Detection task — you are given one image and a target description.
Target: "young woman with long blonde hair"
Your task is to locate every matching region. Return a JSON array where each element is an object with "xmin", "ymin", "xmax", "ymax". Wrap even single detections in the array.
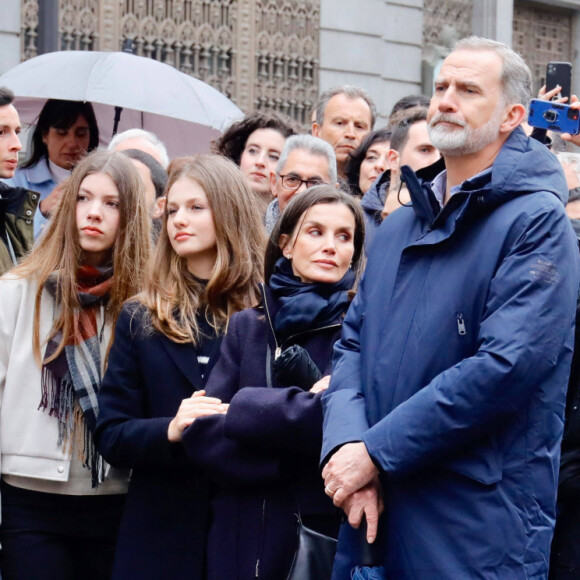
[
  {"xmin": 0, "ymin": 150, "xmax": 151, "ymax": 579},
  {"xmin": 95, "ymin": 154, "xmax": 265, "ymax": 578}
]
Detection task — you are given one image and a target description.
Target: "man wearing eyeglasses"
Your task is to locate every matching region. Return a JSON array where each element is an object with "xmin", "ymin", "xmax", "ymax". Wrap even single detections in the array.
[{"xmin": 264, "ymin": 134, "xmax": 338, "ymax": 232}]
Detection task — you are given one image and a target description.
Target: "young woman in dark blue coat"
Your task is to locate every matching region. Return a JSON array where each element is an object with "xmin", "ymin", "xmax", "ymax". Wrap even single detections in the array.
[
  {"xmin": 183, "ymin": 185, "xmax": 365, "ymax": 580},
  {"xmin": 94, "ymin": 155, "xmax": 265, "ymax": 579}
]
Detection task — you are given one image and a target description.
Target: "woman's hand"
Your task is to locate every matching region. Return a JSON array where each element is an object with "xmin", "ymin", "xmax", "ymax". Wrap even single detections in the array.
[
  {"xmin": 538, "ymin": 84, "xmax": 569, "ymax": 104},
  {"xmin": 310, "ymin": 375, "xmax": 330, "ymax": 393},
  {"xmin": 39, "ymin": 181, "xmax": 67, "ymax": 218},
  {"xmin": 167, "ymin": 390, "xmax": 227, "ymax": 442}
]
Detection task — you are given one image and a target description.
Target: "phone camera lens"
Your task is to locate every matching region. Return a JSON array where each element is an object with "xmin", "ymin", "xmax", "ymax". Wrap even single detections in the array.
[{"xmin": 568, "ymin": 108, "xmax": 579, "ymax": 121}]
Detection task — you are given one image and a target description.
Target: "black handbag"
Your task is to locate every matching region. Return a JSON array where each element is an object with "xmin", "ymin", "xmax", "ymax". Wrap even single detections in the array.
[{"xmin": 287, "ymin": 514, "xmax": 337, "ymax": 580}]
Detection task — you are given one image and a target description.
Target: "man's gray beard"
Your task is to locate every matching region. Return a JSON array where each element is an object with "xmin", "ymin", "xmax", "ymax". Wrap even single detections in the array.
[{"xmin": 428, "ymin": 107, "xmax": 504, "ymax": 156}]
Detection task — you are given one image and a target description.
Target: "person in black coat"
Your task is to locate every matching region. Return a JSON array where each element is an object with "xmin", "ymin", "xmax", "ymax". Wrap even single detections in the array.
[
  {"xmin": 183, "ymin": 185, "xmax": 366, "ymax": 580},
  {"xmin": 94, "ymin": 155, "xmax": 265, "ymax": 579},
  {"xmin": 548, "ymin": 160, "xmax": 580, "ymax": 580}
]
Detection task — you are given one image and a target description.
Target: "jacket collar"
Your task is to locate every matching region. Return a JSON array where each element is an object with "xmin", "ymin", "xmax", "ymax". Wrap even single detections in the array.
[
  {"xmin": 361, "ymin": 170, "xmax": 391, "ymax": 213},
  {"xmin": 259, "ymin": 283, "xmax": 281, "ymax": 350},
  {"xmin": 401, "ymin": 126, "xmax": 568, "ymax": 229},
  {"xmin": 26, "ymin": 157, "xmax": 56, "ymax": 186},
  {"xmin": 158, "ymin": 334, "xmax": 205, "ymax": 390}
]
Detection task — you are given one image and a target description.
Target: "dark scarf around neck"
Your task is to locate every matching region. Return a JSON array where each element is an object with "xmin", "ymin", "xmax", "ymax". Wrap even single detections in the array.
[
  {"xmin": 39, "ymin": 265, "xmax": 113, "ymax": 487},
  {"xmin": 268, "ymin": 257, "xmax": 354, "ymax": 342}
]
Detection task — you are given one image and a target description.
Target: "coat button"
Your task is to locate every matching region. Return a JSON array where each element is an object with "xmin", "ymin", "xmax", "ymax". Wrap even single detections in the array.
[
  {"xmin": 57, "ymin": 466, "xmax": 64, "ymax": 473},
  {"xmin": 31, "ymin": 194, "xmax": 38, "ymax": 200},
  {"xmin": 25, "ymin": 210, "xmax": 32, "ymax": 216},
  {"xmin": 26, "ymin": 220, "xmax": 32, "ymax": 225}
]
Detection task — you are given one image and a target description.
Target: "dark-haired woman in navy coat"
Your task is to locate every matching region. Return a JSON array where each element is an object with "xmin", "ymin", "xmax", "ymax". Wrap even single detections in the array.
[{"xmin": 183, "ymin": 186, "xmax": 366, "ymax": 579}]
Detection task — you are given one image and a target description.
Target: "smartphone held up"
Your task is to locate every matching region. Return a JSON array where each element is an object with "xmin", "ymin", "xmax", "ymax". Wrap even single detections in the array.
[
  {"xmin": 528, "ymin": 61, "xmax": 578, "ymax": 135},
  {"xmin": 546, "ymin": 62, "xmax": 572, "ymax": 101},
  {"xmin": 528, "ymin": 99, "xmax": 580, "ymax": 135}
]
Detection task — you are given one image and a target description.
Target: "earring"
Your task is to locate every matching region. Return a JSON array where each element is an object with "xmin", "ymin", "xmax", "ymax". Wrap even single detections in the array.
[{"xmin": 285, "ymin": 253, "xmax": 292, "ymax": 259}]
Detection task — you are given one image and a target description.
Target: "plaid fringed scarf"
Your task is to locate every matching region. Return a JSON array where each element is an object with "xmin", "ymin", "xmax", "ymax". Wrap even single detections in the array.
[{"xmin": 39, "ymin": 265, "xmax": 113, "ymax": 488}]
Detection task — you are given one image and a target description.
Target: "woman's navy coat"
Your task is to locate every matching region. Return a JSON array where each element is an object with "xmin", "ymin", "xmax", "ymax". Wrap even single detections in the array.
[
  {"xmin": 95, "ymin": 304, "xmax": 215, "ymax": 579},
  {"xmin": 322, "ymin": 128, "xmax": 580, "ymax": 579},
  {"xmin": 183, "ymin": 286, "xmax": 342, "ymax": 580}
]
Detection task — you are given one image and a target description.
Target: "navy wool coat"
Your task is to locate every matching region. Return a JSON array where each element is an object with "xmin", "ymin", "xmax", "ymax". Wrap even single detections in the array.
[
  {"xmin": 322, "ymin": 128, "xmax": 580, "ymax": 579},
  {"xmin": 183, "ymin": 285, "xmax": 343, "ymax": 580},
  {"xmin": 95, "ymin": 303, "xmax": 219, "ymax": 579}
]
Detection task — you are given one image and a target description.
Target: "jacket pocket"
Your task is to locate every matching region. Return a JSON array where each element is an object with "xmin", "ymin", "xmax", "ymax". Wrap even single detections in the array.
[{"xmin": 442, "ymin": 434, "xmax": 504, "ymax": 485}]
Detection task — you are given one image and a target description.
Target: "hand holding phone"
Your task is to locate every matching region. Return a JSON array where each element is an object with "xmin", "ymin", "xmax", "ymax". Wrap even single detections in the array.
[
  {"xmin": 528, "ymin": 99, "xmax": 580, "ymax": 135},
  {"xmin": 546, "ymin": 62, "xmax": 572, "ymax": 101}
]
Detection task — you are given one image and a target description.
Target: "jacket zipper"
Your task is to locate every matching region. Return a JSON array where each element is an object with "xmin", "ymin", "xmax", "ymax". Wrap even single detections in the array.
[
  {"xmin": 255, "ymin": 498, "xmax": 267, "ymax": 578},
  {"xmin": 457, "ymin": 313, "xmax": 466, "ymax": 335},
  {"xmin": 260, "ymin": 283, "xmax": 281, "ymax": 359}
]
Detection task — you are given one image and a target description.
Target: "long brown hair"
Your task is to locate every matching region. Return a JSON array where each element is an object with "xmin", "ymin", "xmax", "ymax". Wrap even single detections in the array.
[
  {"xmin": 13, "ymin": 150, "xmax": 151, "ymax": 365},
  {"xmin": 139, "ymin": 154, "xmax": 265, "ymax": 343}
]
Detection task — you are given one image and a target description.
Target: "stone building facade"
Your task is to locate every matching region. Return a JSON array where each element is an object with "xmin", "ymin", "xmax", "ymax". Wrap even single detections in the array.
[{"xmin": 2, "ymin": 0, "xmax": 580, "ymax": 125}]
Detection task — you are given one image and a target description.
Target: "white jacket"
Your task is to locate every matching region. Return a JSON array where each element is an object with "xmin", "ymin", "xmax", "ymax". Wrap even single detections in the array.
[{"xmin": 0, "ymin": 274, "xmax": 125, "ymax": 488}]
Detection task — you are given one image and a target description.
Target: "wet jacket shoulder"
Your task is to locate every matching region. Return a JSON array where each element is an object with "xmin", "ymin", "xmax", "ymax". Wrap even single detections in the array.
[{"xmin": 0, "ymin": 182, "xmax": 39, "ymax": 275}]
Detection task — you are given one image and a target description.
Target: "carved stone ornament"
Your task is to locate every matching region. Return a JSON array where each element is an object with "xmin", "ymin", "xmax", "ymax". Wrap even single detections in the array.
[
  {"xmin": 513, "ymin": 1, "xmax": 573, "ymax": 93},
  {"xmin": 423, "ymin": 0, "xmax": 473, "ymax": 49},
  {"xmin": 20, "ymin": 0, "xmax": 320, "ymax": 122}
]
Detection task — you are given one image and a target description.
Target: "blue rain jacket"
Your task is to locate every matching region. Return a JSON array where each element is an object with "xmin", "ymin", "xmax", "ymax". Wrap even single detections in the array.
[{"xmin": 322, "ymin": 127, "xmax": 580, "ymax": 579}]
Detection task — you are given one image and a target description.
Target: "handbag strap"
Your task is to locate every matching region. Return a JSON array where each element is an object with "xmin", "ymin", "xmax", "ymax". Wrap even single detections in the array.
[{"xmin": 266, "ymin": 343, "xmax": 273, "ymax": 389}]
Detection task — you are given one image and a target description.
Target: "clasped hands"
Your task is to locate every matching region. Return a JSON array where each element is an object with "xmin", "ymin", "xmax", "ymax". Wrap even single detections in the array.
[
  {"xmin": 167, "ymin": 390, "xmax": 228, "ymax": 442},
  {"xmin": 322, "ymin": 441, "xmax": 383, "ymax": 543}
]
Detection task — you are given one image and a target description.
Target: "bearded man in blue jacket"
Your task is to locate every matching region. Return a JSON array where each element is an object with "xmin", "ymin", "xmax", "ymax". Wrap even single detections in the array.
[{"xmin": 321, "ymin": 36, "xmax": 580, "ymax": 579}]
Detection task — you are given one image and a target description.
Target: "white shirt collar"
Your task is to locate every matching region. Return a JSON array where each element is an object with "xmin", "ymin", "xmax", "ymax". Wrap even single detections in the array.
[{"xmin": 48, "ymin": 158, "xmax": 72, "ymax": 184}]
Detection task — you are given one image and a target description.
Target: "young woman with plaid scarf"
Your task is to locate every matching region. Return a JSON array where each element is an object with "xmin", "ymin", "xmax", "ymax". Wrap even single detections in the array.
[{"xmin": 0, "ymin": 150, "xmax": 151, "ymax": 579}]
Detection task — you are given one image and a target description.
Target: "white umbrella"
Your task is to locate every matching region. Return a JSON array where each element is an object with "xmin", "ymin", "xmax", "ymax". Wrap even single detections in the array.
[{"xmin": 0, "ymin": 50, "xmax": 243, "ymax": 158}]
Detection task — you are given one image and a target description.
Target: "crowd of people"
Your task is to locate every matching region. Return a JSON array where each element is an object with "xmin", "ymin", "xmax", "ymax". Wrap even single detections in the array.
[{"xmin": 0, "ymin": 35, "xmax": 580, "ymax": 579}]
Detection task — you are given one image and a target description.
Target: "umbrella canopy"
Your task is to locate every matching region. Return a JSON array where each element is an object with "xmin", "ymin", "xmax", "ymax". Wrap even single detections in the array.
[{"xmin": 0, "ymin": 51, "xmax": 243, "ymax": 158}]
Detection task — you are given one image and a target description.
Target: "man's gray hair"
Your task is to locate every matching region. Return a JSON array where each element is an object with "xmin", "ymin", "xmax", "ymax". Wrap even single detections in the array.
[
  {"xmin": 315, "ymin": 85, "xmax": 376, "ymax": 129},
  {"xmin": 452, "ymin": 36, "xmax": 533, "ymax": 109},
  {"xmin": 108, "ymin": 128, "xmax": 169, "ymax": 169},
  {"xmin": 276, "ymin": 134, "xmax": 338, "ymax": 183}
]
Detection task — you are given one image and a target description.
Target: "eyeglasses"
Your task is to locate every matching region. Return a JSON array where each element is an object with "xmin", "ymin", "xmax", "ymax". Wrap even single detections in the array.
[{"xmin": 278, "ymin": 174, "xmax": 328, "ymax": 191}]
